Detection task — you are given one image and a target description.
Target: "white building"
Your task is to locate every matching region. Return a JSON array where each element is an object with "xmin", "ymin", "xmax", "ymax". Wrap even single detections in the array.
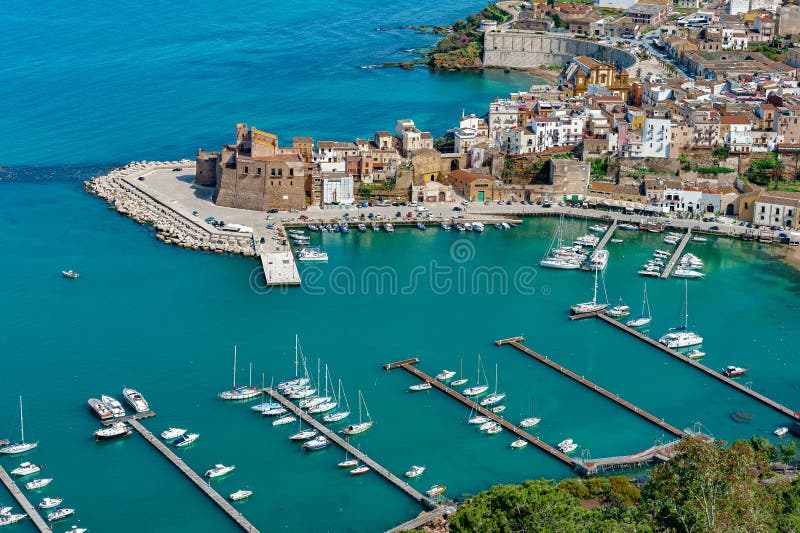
[
  {"xmin": 529, "ymin": 116, "xmax": 560, "ymax": 152},
  {"xmin": 642, "ymin": 84, "xmax": 674, "ymax": 107},
  {"xmin": 594, "ymin": 0, "xmax": 637, "ymax": 9},
  {"xmin": 729, "ymin": 0, "xmax": 749, "ymax": 15},
  {"xmin": 322, "ymin": 174, "xmax": 355, "ymax": 205},
  {"xmin": 721, "ymin": 115, "xmax": 752, "ymax": 154},
  {"xmin": 641, "ymin": 118, "xmax": 671, "ymax": 158},
  {"xmin": 661, "ymin": 187, "xmax": 703, "ymax": 212},
  {"xmin": 721, "ymin": 28, "xmax": 748, "ymax": 50},
  {"xmin": 488, "ymin": 99, "xmax": 520, "ymax": 140},
  {"xmin": 499, "ymin": 126, "xmax": 536, "ymax": 155},
  {"xmin": 556, "ymin": 115, "xmax": 585, "ymax": 146}
]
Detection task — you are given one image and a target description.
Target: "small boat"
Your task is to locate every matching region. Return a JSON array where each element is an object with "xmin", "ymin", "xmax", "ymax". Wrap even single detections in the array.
[
  {"xmin": 100, "ymin": 395, "xmax": 126, "ymax": 418},
  {"xmin": 272, "ymin": 415, "xmax": 296, "ymax": 426},
  {"xmin": 384, "ymin": 223, "xmax": 395, "ymax": 233},
  {"xmin": 425, "ymin": 485, "xmax": 446, "ymax": 497},
  {"xmin": 11, "ymin": 462, "xmax": 41, "ymax": 476},
  {"xmin": 659, "ymin": 281, "xmax": 703, "ymax": 349},
  {"xmin": 673, "ymin": 268, "xmax": 705, "ymax": 279},
  {"xmin": 510, "ymin": 439, "xmax": 528, "ymax": 449},
  {"xmin": 357, "ymin": 223, "xmax": 367, "ymax": 233},
  {"xmin": 520, "ymin": 417, "xmax": 540, "ymax": 428},
  {"xmin": 440, "ymin": 222, "xmax": 451, "ymax": 231},
  {"xmin": 298, "ymin": 396, "xmax": 330, "ymax": 409},
  {"xmin": 62, "ymin": 270, "xmax": 79, "ymax": 279},
  {"xmin": 494, "ymin": 222, "xmax": 502, "ymax": 230},
  {"xmin": 409, "ymin": 382, "xmax": 431, "ymax": 392},
  {"xmin": 405, "ymin": 465, "xmax": 425, "ymax": 478},
  {"xmin": 589, "ymin": 224, "xmax": 608, "ymax": 232},
  {"xmin": 172, "ymin": 433, "xmax": 199, "ymax": 447},
  {"xmin": 289, "ymin": 429, "xmax": 318, "ymax": 441},
  {"xmin": 605, "ymin": 299, "xmax": 630, "ymax": 318},
  {"xmin": 686, "ymin": 349, "xmax": 705, "ymax": 360},
  {"xmin": 501, "ymin": 222, "xmax": 511, "ymax": 230},
  {"xmin": 570, "ymin": 268, "xmax": 608, "ymax": 315},
  {"xmin": 94, "ymin": 422, "xmax": 131, "ymax": 441},
  {"xmin": 486, "ymin": 425, "xmax": 502, "ymax": 435},
  {"xmin": 218, "ymin": 348, "xmax": 260, "ymax": 401},
  {"xmin": 87, "ymin": 398, "xmax": 113, "ymax": 421},
  {"xmin": 47, "ymin": 508, "xmax": 75, "ymax": 522},
  {"xmin": 350, "ymin": 465, "xmax": 370, "ymax": 475},
  {"xmin": 122, "ymin": 389, "xmax": 150, "ymax": 413},
  {"xmin": 297, "ymin": 247, "xmax": 329, "ymax": 261},
  {"xmin": 338, "ymin": 459, "xmax": 359, "ymax": 469},
  {"xmin": 0, "ymin": 514, "xmax": 26, "ymax": 526},
  {"xmin": 610, "ymin": 238, "xmax": 624, "ymax": 243},
  {"xmin": 463, "ymin": 384, "xmax": 489, "ymax": 396},
  {"xmin": 450, "ymin": 359, "xmax": 468, "ymax": 387},
  {"xmin": 64, "ymin": 527, "xmax": 88, "ymax": 533},
  {"xmin": 39, "ymin": 497, "xmax": 63, "ymax": 510},
  {"xmin": 340, "ymin": 390, "xmax": 373, "ymax": 435},
  {"xmin": 626, "ymin": 283, "xmax": 652, "ymax": 328},
  {"xmin": 261, "ymin": 406, "xmax": 288, "ymax": 417},
  {"xmin": 638, "ymin": 268, "xmax": 661, "ymax": 277},
  {"xmin": 491, "ymin": 405, "xmax": 506, "ymax": 414},
  {"xmin": 302, "ymin": 436, "xmax": 330, "ymax": 451},
  {"xmin": 205, "ymin": 464, "xmax": 235, "ymax": 478},
  {"xmin": 230, "ymin": 489, "xmax": 252, "ymax": 502},
  {"xmin": 307, "ymin": 224, "xmax": 319, "ymax": 232},
  {"xmin": 691, "ymin": 236, "xmax": 708, "ymax": 243},
  {"xmin": 722, "ymin": 366, "xmax": 748, "ymax": 377},
  {"xmin": 472, "ymin": 222, "xmax": 485, "ymax": 232},
  {"xmin": 479, "ymin": 364, "xmax": 505, "ymax": 407},
  {"xmin": 468, "ymin": 415, "xmax": 490, "ymax": 425},
  {"xmin": 561, "ymin": 442, "xmax": 578, "ymax": 453},
  {"xmin": 618, "ymin": 223, "xmax": 638, "ymax": 231},
  {"xmin": 0, "ymin": 507, "xmax": 11, "ymax": 515},
  {"xmin": 416, "ymin": 222, "xmax": 426, "ymax": 230},
  {"xmin": 25, "ymin": 478, "xmax": 52, "ymax": 490},
  {"xmin": 0, "ymin": 396, "xmax": 38, "ymax": 455},
  {"xmin": 479, "ymin": 421, "xmax": 499, "ymax": 432},
  {"xmin": 455, "ymin": 223, "xmax": 465, "ymax": 232},
  {"xmin": 250, "ymin": 401, "xmax": 282, "ymax": 413},
  {"xmin": 161, "ymin": 427, "xmax": 186, "ymax": 440},
  {"xmin": 775, "ymin": 427, "xmax": 789, "ymax": 437},
  {"xmin": 308, "ymin": 401, "xmax": 337, "ymax": 414},
  {"xmin": 435, "ymin": 370, "xmax": 455, "ymax": 381},
  {"xmin": 557, "ymin": 438, "xmax": 573, "ymax": 449},
  {"xmin": 464, "ymin": 222, "xmax": 473, "ymax": 231}
]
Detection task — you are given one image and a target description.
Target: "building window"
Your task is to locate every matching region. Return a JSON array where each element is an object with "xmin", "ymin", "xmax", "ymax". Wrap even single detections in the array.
[
  {"xmin": 257, "ymin": 168, "xmax": 261, "ymax": 175},
  {"xmin": 271, "ymin": 168, "xmax": 276, "ymax": 176},
  {"xmin": 244, "ymin": 166, "xmax": 248, "ymax": 174},
  {"xmin": 278, "ymin": 168, "xmax": 283, "ymax": 176}
]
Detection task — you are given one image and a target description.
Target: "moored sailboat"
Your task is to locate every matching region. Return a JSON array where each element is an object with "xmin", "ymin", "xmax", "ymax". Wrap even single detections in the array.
[
  {"xmin": 0, "ymin": 396, "xmax": 38, "ymax": 455},
  {"xmin": 218, "ymin": 346, "xmax": 259, "ymax": 401},
  {"xmin": 341, "ymin": 390, "xmax": 373, "ymax": 435},
  {"xmin": 626, "ymin": 283, "xmax": 653, "ymax": 328}
]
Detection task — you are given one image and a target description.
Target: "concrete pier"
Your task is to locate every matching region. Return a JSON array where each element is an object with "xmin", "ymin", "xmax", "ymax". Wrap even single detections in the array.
[
  {"xmin": 385, "ymin": 507, "xmax": 451, "ymax": 533},
  {"xmin": 661, "ymin": 230, "xmax": 692, "ymax": 279},
  {"xmin": 127, "ymin": 419, "xmax": 259, "ymax": 532},
  {"xmin": 0, "ymin": 466, "xmax": 51, "ymax": 532},
  {"xmin": 101, "ymin": 410, "xmax": 156, "ymax": 426},
  {"xmin": 594, "ymin": 219, "xmax": 618, "ymax": 251},
  {"xmin": 262, "ymin": 388, "xmax": 436, "ymax": 508}
]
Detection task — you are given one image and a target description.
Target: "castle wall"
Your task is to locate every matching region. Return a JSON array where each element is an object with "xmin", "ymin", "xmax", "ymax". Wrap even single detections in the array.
[{"xmin": 483, "ymin": 32, "xmax": 637, "ymax": 70}]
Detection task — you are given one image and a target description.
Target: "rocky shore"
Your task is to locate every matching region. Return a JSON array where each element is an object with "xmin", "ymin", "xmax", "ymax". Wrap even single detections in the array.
[{"xmin": 85, "ymin": 161, "xmax": 257, "ymax": 257}]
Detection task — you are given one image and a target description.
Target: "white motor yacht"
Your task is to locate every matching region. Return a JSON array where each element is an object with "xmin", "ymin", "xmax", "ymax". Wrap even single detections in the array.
[
  {"xmin": 122, "ymin": 388, "xmax": 149, "ymax": 413},
  {"xmin": 659, "ymin": 330, "xmax": 703, "ymax": 349},
  {"xmin": 775, "ymin": 427, "xmax": 789, "ymax": 437},
  {"xmin": 46, "ymin": 508, "xmax": 75, "ymax": 522},
  {"xmin": 296, "ymin": 247, "xmax": 329, "ymax": 261},
  {"xmin": 24, "ymin": 478, "xmax": 52, "ymax": 490},
  {"xmin": 205, "ymin": 464, "xmax": 235, "ymax": 478},
  {"xmin": 405, "ymin": 465, "xmax": 426, "ymax": 478},
  {"xmin": 0, "ymin": 514, "xmax": 26, "ymax": 526},
  {"xmin": 161, "ymin": 428, "xmax": 186, "ymax": 440},
  {"xmin": 101, "ymin": 395, "xmax": 126, "ymax": 418},
  {"xmin": 39, "ymin": 497, "xmax": 63, "ymax": 510},
  {"xmin": 11, "ymin": 462, "xmax": 41, "ymax": 476},
  {"xmin": 519, "ymin": 417, "xmax": 541, "ymax": 428},
  {"xmin": 230, "ymin": 489, "xmax": 252, "ymax": 502},
  {"xmin": 510, "ymin": 439, "xmax": 528, "ymax": 449},
  {"xmin": 94, "ymin": 422, "xmax": 131, "ymax": 441}
]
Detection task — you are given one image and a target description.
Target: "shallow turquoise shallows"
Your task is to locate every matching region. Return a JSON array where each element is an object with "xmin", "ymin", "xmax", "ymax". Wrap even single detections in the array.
[{"xmin": 1, "ymin": 173, "xmax": 799, "ymax": 532}]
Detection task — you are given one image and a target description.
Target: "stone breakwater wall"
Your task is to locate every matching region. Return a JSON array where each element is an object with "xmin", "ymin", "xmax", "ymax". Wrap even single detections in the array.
[
  {"xmin": 85, "ymin": 161, "xmax": 257, "ymax": 257},
  {"xmin": 483, "ymin": 31, "xmax": 637, "ymax": 70}
]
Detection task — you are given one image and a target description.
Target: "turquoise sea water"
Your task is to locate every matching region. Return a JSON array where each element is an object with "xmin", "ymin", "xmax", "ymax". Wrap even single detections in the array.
[
  {"xmin": 1, "ymin": 174, "xmax": 800, "ymax": 532},
  {"xmin": 2, "ymin": 1, "xmax": 800, "ymax": 531}
]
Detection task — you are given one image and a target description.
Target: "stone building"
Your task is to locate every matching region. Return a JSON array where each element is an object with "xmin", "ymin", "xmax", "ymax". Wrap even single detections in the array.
[
  {"xmin": 561, "ymin": 57, "xmax": 632, "ymax": 100},
  {"xmin": 448, "ymin": 170, "xmax": 503, "ymax": 202}
]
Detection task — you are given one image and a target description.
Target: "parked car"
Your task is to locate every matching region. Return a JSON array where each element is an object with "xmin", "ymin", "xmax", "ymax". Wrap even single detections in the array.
[
  {"xmin": 299, "ymin": 215, "xmax": 308, "ymax": 220},
  {"xmin": 453, "ymin": 206, "xmax": 462, "ymax": 211},
  {"xmin": 268, "ymin": 208, "xmax": 279, "ymax": 213},
  {"xmin": 407, "ymin": 212, "xmax": 413, "ymax": 218},
  {"xmin": 709, "ymin": 225, "xmax": 720, "ymax": 230},
  {"xmin": 289, "ymin": 208, "xmax": 298, "ymax": 213}
]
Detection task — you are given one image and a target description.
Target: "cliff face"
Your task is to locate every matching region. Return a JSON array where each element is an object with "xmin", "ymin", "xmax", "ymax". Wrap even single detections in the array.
[{"xmin": 429, "ymin": 42, "xmax": 483, "ymax": 70}]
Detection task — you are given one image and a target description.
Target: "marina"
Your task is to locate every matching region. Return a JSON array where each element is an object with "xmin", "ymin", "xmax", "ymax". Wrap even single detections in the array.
[
  {"xmin": 592, "ymin": 219, "xmax": 618, "ymax": 253},
  {"xmin": 0, "ymin": 465, "xmax": 51, "ymax": 532},
  {"xmin": 660, "ymin": 230, "xmax": 693, "ymax": 279},
  {"xmin": 261, "ymin": 387, "xmax": 437, "ymax": 509},
  {"xmin": 126, "ymin": 419, "xmax": 259, "ymax": 532},
  {"xmin": 494, "ymin": 337, "xmax": 684, "ymax": 438}
]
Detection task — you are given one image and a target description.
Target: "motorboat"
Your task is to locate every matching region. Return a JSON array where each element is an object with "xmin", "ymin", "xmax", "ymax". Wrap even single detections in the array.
[
  {"xmin": 589, "ymin": 224, "xmax": 608, "ymax": 232},
  {"xmin": 94, "ymin": 422, "xmax": 131, "ymax": 441},
  {"xmin": 272, "ymin": 415, "xmax": 296, "ymax": 426},
  {"xmin": 722, "ymin": 366, "xmax": 748, "ymax": 377},
  {"xmin": 605, "ymin": 300, "xmax": 630, "ymax": 318},
  {"xmin": 587, "ymin": 249, "xmax": 609, "ymax": 271},
  {"xmin": 161, "ymin": 428, "xmax": 186, "ymax": 440},
  {"xmin": 425, "ymin": 485, "xmax": 446, "ymax": 497},
  {"xmin": 409, "ymin": 382, "xmax": 432, "ymax": 392},
  {"xmin": 62, "ymin": 270, "xmax": 79, "ymax": 279},
  {"xmin": 384, "ymin": 223, "xmax": 395, "ymax": 233},
  {"xmin": 172, "ymin": 433, "xmax": 199, "ymax": 447},
  {"xmin": 416, "ymin": 222, "xmax": 426, "ymax": 230},
  {"xmin": 357, "ymin": 223, "xmax": 367, "ymax": 233},
  {"xmin": 64, "ymin": 527, "xmax": 88, "ymax": 533},
  {"xmin": 307, "ymin": 224, "xmax": 319, "ymax": 232},
  {"xmin": 0, "ymin": 514, "xmax": 26, "ymax": 526},
  {"xmin": 491, "ymin": 405, "xmax": 506, "ymax": 413},
  {"xmin": 46, "ymin": 508, "xmax": 75, "ymax": 522},
  {"xmin": 350, "ymin": 465, "xmax": 370, "ymax": 475},
  {"xmin": 557, "ymin": 439, "xmax": 573, "ymax": 449},
  {"xmin": 520, "ymin": 417, "xmax": 540, "ymax": 428},
  {"xmin": 691, "ymin": 236, "xmax": 708, "ymax": 243},
  {"xmin": 494, "ymin": 222, "xmax": 502, "ymax": 230},
  {"xmin": 479, "ymin": 421, "xmax": 499, "ymax": 432},
  {"xmin": 435, "ymin": 370, "xmax": 456, "ymax": 381},
  {"xmin": 454, "ymin": 223, "xmax": 465, "ymax": 232},
  {"xmin": 338, "ymin": 458, "xmax": 359, "ymax": 468},
  {"xmin": 775, "ymin": 427, "xmax": 789, "ymax": 437},
  {"xmin": 230, "ymin": 489, "xmax": 252, "ymax": 502},
  {"xmin": 673, "ymin": 268, "xmax": 705, "ymax": 279},
  {"xmin": 302, "ymin": 436, "xmax": 330, "ymax": 451},
  {"xmin": 289, "ymin": 429, "xmax": 318, "ymax": 441},
  {"xmin": 1, "ymin": 396, "xmax": 38, "ymax": 455},
  {"xmin": 574, "ymin": 235, "xmax": 599, "ymax": 247},
  {"xmin": 39, "ymin": 497, "xmax": 63, "ymax": 509},
  {"xmin": 618, "ymin": 223, "xmax": 638, "ymax": 231},
  {"xmin": 468, "ymin": 415, "xmax": 490, "ymax": 425},
  {"xmin": 296, "ymin": 247, "xmax": 329, "ymax": 261},
  {"xmin": 101, "ymin": 395, "xmax": 126, "ymax": 418},
  {"xmin": 205, "ymin": 464, "xmax": 235, "ymax": 478},
  {"xmin": 405, "ymin": 465, "xmax": 425, "ymax": 478},
  {"xmin": 510, "ymin": 439, "xmax": 528, "ymax": 449},
  {"xmin": 441, "ymin": 222, "xmax": 452, "ymax": 231},
  {"xmin": 88, "ymin": 398, "xmax": 113, "ymax": 420},
  {"xmin": 25, "ymin": 478, "xmax": 52, "ymax": 490},
  {"xmin": 610, "ymin": 238, "xmax": 623, "ymax": 243},
  {"xmin": 0, "ymin": 507, "xmax": 11, "ymax": 515},
  {"xmin": 638, "ymin": 267, "xmax": 661, "ymax": 277},
  {"xmin": 561, "ymin": 442, "xmax": 578, "ymax": 453},
  {"xmin": 472, "ymin": 222, "xmax": 485, "ymax": 232},
  {"xmin": 11, "ymin": 462, "xmax": 41, "ymax": 476},
  {"xmin": 486, "ymin": 425, "xmax": 502, "ymax": 435},
  {"xmin": 686, "ymin": 349, "xmax": 705, "ymax": 360}
]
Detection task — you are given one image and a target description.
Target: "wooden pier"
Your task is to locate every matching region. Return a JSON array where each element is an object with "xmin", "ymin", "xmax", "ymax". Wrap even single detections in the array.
[
  {"xmin": 101, "ymin": 410, "xmax": 156, "ymax": 426},
  {"xmin": 127, "ymin": 419, "xmax": 259, "ymax": 532},
  {"xmin": 660, "ymin": 229, "xmax": 692, "ymax": 279},
  {"xmin": 262, "ymin": 388, "xmax": 436, "ymax": 508},
  {"xmin": 383, "ymin": 357, "xmax": 420, "ymax": 370},
  {"xmin": 495, "ymin": 338, "xmax": 684, "ymax": 438},
  {"xmin": 594, "ymin": 219, "xmax": 618, "ymax": 251},
  {"xmin": 385, "ymin": 507, "xmax": 451, "ymax": 533},
  {"xmin": 0, "ymin": 466, "xmax": 51, "ymax": 532},
  {"xmin": 594, "ymin": 313, "xmax": 799, "ymax": 420},
  {"xmin": 384, "ymin": 359, "xmax": 577, "ymax": 469},
  {"xmin": 575, "ymin": 439, "xmax": 682, "ymax": 476}
]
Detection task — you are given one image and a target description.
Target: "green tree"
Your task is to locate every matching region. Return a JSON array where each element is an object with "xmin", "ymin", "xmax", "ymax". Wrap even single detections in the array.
[{"xmin": 552, "ymin": 13, "xmax": 563, "ymax": 28}]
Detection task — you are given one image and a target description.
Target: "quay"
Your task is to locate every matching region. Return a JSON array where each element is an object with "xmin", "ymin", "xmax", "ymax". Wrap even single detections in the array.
[
  {"xmin": 0, "ymin": 466, "xmax": 51, "ymax": 532},
  {"xmin": 594, "ymin": 313, "xmax": 799, "ymax": 420},
  {"xmin": 101, "ymin": 410, "xmax": 156, "ymax": 426},
  {"xmin": 594, "ymin": 219, "xmax": 618, "ymax": 252},
  {"xmin": 385, "ymin": 507, "xmax": 451, "ymax": 533},
  {"xmin": 383, "ymin": 359, "xmax": 577, "ymax": 469},
  {"xmin": 494, "ymin": 337, "xmax": 684, "ymax": 438},
  {"xmin": 262, "ymin": 388, "xmax": 436, "ymax": 508},
  {"xmin": 126, "ymin": 419, "xmax": 259, "ymax": 532},
  {"xmin": 661, "ymin": 229, "xmax": 692, "ymax": 279}
]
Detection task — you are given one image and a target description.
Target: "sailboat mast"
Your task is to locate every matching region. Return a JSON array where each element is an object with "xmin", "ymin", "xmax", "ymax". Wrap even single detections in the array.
[
  {"xmin": 294, "ymin": 335, "xmax": 299, "ymax": 378},
  {"xmin": 232, "ymin": 345, "xmax": 237, "ymax": 389},
  {"xmin": 19, "ymin": 396, "xmax": 24, "ymax": 443},
  {"xmin": 249, "ymin": 362, "xmax": 253, "ymax": 388},
  {"xmin": 494, "ymin": 364, "xmax": 499, "ymax": 394},
  {"xmin": 324, "ymin": 365, "xmax": 329, "ymax": 397},
  {"xmin": 592, "ymin": 268, "xmax": 599, "ymax": 304},
  {"xmin": 684, "ymin": 279, "xmax": 689, "ymax": 329}
]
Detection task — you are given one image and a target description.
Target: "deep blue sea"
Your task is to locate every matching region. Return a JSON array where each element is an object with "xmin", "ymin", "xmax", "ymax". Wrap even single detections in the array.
[{"xmin": 2, "ymin": 2, "xmax": 800, "ymax": 532}]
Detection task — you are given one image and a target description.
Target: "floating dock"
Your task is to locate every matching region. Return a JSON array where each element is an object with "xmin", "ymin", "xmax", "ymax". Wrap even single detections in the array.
[
  {"xmin": 262, "ymin": 388, "xmax": 436, "ymax": 508},
  {"xmin": 383, "ymin": 359, "xmax": 577, "ymax": 469},
  {"xmin": 495, "ymin": 337, "xmax": 684, "ymax": 438},
  {"xmin": 594, "ymin": 313, "xmax": 799, "ymax": 420},
  {"xmin": 0, "ymin": 466, "xmax": 51, "ymax": 532},
  {"xmin": 127, "ymin": 419, "xmax": 259, "ymax": 532},
  {"xmin": 101, "ymin": 410, "xmax": 156, "ymax": 426},
  {"xmin": 594, "ymin": 219, "xmax": 618, "ymax": 251},
  {"xmin": 661, "ymin": 230, "xmax": 692, "ymax": 279}
]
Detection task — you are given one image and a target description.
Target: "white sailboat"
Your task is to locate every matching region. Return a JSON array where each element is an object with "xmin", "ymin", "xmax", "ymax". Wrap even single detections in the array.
[
  {"xmin": 520, "ymin": 396, "xmax": 540, "ymax": 428},
  {"xmin": 278, "ymin": 335, "xmax": 311, "ymax": 391},
  {"xmin": 308, "ymin": 365, "xmax": 337, "ymax": 414},
  {"xmin": 570, "ymin": 267, "xmax": 608, "ymax": 315},
  {"xmin": 218, "ymin": 346, "xmax": 259, "ymax": 400},
  {"xmin": 479, "ymin": 363, "xmax": 505, "ymax": 407},
  {"xmin": 322, "ymin": 379, "xmax": 351, "ymax": 423},
  {"xmin": 0, "ymin": 396, "xmax": 38, "ymax": 455},
  {"xmin": 626, "ymin": 283, "xmax": 652, "ymax": 328},
  {"xmin": 540, "ymin": 214, "xmax": 581, "ymax": 270},
  {"xmin": 341, "ymin": 390, "xmax": 373, "ymax": 435},
  {"xmin": 462, "ymin": 354, "xmax": 489, "ymax": 396},
  {"xmin": 450, "ymin": 358, "xmax": 468, "ymax": 387},
  {"xmin": 658, "ymin": 280, "xmax": 703, "ymax": 349}
]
